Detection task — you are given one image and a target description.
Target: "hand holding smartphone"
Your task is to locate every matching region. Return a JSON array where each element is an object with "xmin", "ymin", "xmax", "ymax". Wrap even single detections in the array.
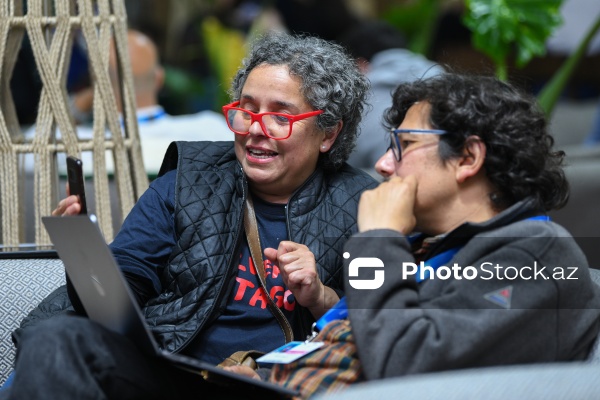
[{"xmin": 66, "ymin": 156, "xmax": 88, "ymax": 214}]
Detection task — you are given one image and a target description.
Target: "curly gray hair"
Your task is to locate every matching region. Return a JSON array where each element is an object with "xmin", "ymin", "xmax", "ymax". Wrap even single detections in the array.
[{"xmin": 229, "ymin": 32, "xmax": 369, "ymax": 171}]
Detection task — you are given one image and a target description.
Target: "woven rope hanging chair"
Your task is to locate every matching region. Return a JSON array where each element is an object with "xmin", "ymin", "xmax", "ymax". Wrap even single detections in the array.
[{"xmin": 0, "ymin": 0, "xmax": 148, "ymax": 250}]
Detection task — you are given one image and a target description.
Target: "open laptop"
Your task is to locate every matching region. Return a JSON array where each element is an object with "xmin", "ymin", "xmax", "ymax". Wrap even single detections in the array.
[{"xmin": 42, "ymin": 214, "xmax": 299, "ymax": 399}]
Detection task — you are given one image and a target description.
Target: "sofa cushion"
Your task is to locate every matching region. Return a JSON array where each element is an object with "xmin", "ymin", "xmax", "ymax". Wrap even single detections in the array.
[{"xmin": 0, "ymin": 258, "xmax": 65, "ymax": 385}]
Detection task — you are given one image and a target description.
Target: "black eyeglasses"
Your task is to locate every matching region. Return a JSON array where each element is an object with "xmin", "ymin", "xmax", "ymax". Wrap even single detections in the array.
[{"xmin": 389, "ymin": 128, "xmax": 448, "ymax": 161}]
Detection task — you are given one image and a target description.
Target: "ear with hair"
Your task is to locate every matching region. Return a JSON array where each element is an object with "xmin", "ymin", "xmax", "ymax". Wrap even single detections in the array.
[
  {"xmin": 321, "ymin": 120, "xmax": 343, "ymax": 152},
  {"xmin": 455, "ymin": 136, "xmax": 486, "ymax": 183},
  {"xmin": 356, "ymin": 57, "xmax": 370, "ymax": 74}
]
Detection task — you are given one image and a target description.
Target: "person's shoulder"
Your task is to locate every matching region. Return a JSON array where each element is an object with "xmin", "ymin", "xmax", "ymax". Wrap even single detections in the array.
[
  {"xmin": 166, "ymin": 140, "xmax": 234, "ymax": 153},
  {"xmin": 325, "ymin": 163, "xmax": 379, "ymax": 191},
  {"xmin": 169, "ymin": 140, "xmax": 237, "ymax": 170},
  {"xmin": 495, "ymin": 216, "xmax": 572, "ymax": 238},
  {"xmin": 150, "ymin": 169, "xmax": 177, "ymax": 189},
  {"xmin": 186, "ymin": 109, "xmax": 227, "ymax": 122},
  {"xmin": 155, "ymin": 140, "xmax": 235, "ymax": 177},
  {"xmin": 339, "ymin": 163, "xmax": 379, "ymax": 180},
  {"xmin": 177, "ymin": 140, "xmax": 235, "ymax": 156},
  {"xmin": 167, "ymin": 110, "xmax": 234, "ymax": 141},
  {"xmin": 170, "ymin": 110, "xmax": 222, "ymax": 125},
  {"xmin": 482, "ymin": 216, "xmax": 586, "ymax": 261},
  {"xmin": 369, "ymin": 48, "xmax": 443, "ymax": 83}
]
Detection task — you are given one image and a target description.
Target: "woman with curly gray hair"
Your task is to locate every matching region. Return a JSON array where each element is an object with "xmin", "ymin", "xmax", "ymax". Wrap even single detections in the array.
[
  {"xmin": 8, "ymin": 33, "xmax": 377, "ymax": 399},
  {"xmin": 228, "ymin": 33, "xmax": 369, "ymax": 172}
]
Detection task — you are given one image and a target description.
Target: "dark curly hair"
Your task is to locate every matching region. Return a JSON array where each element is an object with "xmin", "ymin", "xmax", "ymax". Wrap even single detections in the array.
[
  {"xmin": 230, "ymin": 32, "xmax": 370, "ymax": 172},
  {"xmin": 383, "ymin": 73, "xmax": 569, "ymax": 211}
]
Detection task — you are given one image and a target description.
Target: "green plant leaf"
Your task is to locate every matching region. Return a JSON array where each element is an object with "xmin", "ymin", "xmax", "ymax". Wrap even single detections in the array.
[
  {"xmin": 382, "ymin": 0, "xmax": 443, "ymax": 55},
  {"xmin": 463, "ymin": 0, "xmax": 563, "ymax": 78},
  {"xmin": 538, "ymin": 13, "xmax": 600, "ymax": 115}
]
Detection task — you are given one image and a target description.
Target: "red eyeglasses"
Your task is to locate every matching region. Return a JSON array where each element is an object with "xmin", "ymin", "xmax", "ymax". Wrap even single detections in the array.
[{"xmin": 222, "ymin": 101, "xmax": 324, "ymax": 140}]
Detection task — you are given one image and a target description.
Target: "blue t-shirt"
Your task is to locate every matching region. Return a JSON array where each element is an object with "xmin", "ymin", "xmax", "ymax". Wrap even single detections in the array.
[
  {"xmin": 109, "ymin": 170, "xmax": 295, "ymax": 364},
  {"xmin": 182, "ymin": 195, "xmax": 295, "ymax": 364}
]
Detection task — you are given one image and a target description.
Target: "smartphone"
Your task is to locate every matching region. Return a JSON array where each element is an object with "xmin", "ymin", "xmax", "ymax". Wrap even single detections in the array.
[{"xmin": 66, "ymin": 156, "xmax": 88, "ymax": 214}]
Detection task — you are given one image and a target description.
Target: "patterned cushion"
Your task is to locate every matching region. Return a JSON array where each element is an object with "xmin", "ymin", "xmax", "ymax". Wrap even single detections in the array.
[{"xmin": 0, "ymin": 259, "xmax": 65, "ymax": 385}]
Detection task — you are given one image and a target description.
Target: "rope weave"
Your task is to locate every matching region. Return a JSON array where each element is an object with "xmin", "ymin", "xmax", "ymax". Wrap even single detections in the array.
[
  {"xmin": 0, "ymin": 0, "xmax": 148, "ymax": 250},
  {"xmin": 0, "ymin": 1, "xmax": 23, "ymax": 248}
]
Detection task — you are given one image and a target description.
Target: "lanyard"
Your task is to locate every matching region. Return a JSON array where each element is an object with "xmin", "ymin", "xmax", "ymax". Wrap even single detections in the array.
[
  {"xmin": 313, "ymin": 297, "xmax": 348, "ymax": 333},
  {"xmin": 137, "ymin": 109, "xmax": 166, "ymax": 124},
  {"xmin": 306, "ymin": 214, "xmax": 550, "ymax": 341},
  {"xmin": 415, "ymin": 246, "xmax": 462, "ymax": 282},
  {"xmin": 120, "ymin": 109, "xmax": 167, "ymax": 126},
  {"xmin": 527, "ymin": 215, "xmax": 550, "ymax": 221}
]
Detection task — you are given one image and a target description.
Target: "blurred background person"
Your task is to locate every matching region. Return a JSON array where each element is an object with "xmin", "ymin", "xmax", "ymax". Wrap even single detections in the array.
[
  {"xmin": 74, "ymin": 29, "xmax": 234, "ymax": 177},
  {"xmin": 21, "ymin": 29, "xmax": 233, "ymax": 239},
  {"xmin": 338, "ymin": 20, "xmax": 444, "ymax": 171}
]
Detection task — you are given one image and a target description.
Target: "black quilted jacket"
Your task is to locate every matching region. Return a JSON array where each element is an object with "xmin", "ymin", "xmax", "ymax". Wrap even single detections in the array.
[
  {"xmin": 14, "ymin": 141, "xmax": 378, "ymax": 353},
  {"xmin": 147, "ymin": 141, "xmax": 378, "ymax": 352}
]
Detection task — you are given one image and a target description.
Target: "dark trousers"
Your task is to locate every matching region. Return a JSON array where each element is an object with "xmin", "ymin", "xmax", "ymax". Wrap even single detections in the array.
[{"xmin": 2, "ymin": 315, "xmax": 212, "ymax": 400}]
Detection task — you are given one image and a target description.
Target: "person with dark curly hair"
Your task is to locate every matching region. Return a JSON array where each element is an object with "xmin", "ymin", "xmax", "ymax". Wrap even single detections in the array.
[
  {"xmin": 254, "ymin": 73, "xmax": 600, "ymax": 398},
  {"xmin": 2, "ymin": 33, "xmax": 377, "ymax": 399},
  {"xmin": 381, "ymin": 73, "xmax": 570, "ymax": 213}
]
